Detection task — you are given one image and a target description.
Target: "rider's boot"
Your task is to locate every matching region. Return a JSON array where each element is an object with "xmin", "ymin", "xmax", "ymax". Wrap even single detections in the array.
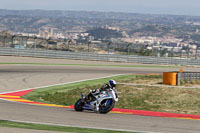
[{"xmin": 81, "ymin": 92, "xmax": 85, "ymax": 102}]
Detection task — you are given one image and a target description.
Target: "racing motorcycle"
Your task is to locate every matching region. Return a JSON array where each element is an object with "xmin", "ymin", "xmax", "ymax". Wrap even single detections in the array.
[{"xmin": 74, "ymin": 88, "xmax": 118, "ymax": 114}]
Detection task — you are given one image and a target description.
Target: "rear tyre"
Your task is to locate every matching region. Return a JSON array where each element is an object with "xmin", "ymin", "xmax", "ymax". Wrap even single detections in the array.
[
  {"xmin": 74, "ymin": 99, "xmax": 84, "ymax": 112},
  {"xmin": 99, "ymin": 99, "xmax": 115, "ymax": 114}
]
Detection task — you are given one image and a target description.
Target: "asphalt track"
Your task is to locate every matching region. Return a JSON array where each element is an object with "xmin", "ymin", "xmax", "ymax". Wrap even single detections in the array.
[{"xmin": 0, "ymin": 56, "xmax": 200, "ymax": 133}]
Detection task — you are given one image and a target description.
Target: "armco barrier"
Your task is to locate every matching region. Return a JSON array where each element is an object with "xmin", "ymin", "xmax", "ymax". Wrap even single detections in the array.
[
  {"xmin": 1, "ymin": 48, "xmax": 200, "ymax": 66},
  {"xmin": 163, "ymin": 70, "xmax": 200, "ymax": 86},
  {"xmin": 181, "ymin": 72, "xmax": 200, "ymax": 81}
]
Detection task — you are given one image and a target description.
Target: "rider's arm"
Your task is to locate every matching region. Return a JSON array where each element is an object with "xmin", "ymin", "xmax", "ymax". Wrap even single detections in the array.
[{"xmin": 100, "ymin": 84, "xmax": 109, "ymax": 91}]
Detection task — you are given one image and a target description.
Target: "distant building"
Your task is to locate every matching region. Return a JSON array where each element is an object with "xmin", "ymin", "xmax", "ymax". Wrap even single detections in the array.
[
  {"xmin": 38, "ymin": 28, "xmax": 55, "ymax": 39},
  {"xmin": 50, "ymin": 28, "xmax": 54, "ymax": 37},
  {"xmin": 104, "ymin": 25, "xmax": 120, "ymax": 32},
  {"xmin": 162, "ymin": 42, "xmax": 178, "ymax": 47}
]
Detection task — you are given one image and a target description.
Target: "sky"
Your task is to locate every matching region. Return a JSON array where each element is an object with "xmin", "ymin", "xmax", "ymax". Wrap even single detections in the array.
[{"xmin": 1, "ymin": 0, "xmax": 200, "ymax": 16}]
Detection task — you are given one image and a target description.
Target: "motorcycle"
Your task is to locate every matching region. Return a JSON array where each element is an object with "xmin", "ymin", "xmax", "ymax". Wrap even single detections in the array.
[{"xmin": 74, "ymin": 88, "xmax": 118, "ymax": 114}]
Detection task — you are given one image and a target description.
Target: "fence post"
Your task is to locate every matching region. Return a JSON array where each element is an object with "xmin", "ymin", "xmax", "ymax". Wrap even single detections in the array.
[{"xmin": 177, "ymin": 72, "xmax": 181, "ymax": 86}]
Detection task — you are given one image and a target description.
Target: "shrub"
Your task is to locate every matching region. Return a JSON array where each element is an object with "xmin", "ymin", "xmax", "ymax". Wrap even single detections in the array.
[
  {"xmin": 180, "ymin": 79, "xmax": 185, "ymax": 85},
  {"xmin": 191, "ymin": 80, "xmax": 196, "ymax": 85},
  {"xmin": 197, "ymin": 80, "xmax": 200, "ymax": 85}
]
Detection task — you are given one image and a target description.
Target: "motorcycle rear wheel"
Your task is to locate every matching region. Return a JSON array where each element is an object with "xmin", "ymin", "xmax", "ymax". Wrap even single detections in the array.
[{"xmin": 74, "ymin": 99, "xmax": 84, "ymax": 111}]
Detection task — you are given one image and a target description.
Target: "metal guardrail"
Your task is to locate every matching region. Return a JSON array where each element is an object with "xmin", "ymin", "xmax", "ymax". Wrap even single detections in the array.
[
  {"xmin": 164, "ymin": 72, "xmax": 200, "ymax": 86},
  {"xmin": 181, "ymin": 72, "xmax": 200, "ymax": 81},
  {"xmin": 0, "ymin": 48, "xmax": 200, "ymax": 66},
  {"xmin": 176, "ymin": 72, "xmax": 200, "ymax": 85}
]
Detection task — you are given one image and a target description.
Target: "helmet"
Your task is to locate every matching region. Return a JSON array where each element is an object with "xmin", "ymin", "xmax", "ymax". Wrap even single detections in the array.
[{"xmin": 109, "ymin": 80, "xmax": 116, "ymax": 88}]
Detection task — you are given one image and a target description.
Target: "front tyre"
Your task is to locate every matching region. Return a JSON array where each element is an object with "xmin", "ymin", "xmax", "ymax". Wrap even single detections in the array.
[
  {"xmin": 99, "ymin": 99, "xmax": 115, "ymax": 114},
  {"xmin": 74, "ymin": 99, "xmax": 84, "ymax": 112}
]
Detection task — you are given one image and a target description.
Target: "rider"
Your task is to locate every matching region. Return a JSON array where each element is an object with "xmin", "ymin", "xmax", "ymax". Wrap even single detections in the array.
[
  {"xmin": 100, "ymin": 80, "xmax": 117, "ymax": 92},
  {"xmin": 85, "ymin": 80, "xmax": 117, "ymax": 102}
]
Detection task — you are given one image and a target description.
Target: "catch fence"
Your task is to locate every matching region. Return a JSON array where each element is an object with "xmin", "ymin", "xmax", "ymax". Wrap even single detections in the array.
[{"xmin": 0, "ymin": 48, "xmax": 200, "ymax": 66}]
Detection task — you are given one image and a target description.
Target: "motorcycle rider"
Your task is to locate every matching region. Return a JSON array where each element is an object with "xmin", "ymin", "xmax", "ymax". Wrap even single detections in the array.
[
  {"xmin": 100, "ymin": 80, "xmax": 116, "ymax": 91},
  {"xmin": 85, "ymin": 80, "xmax": 117, "ymax": 102}
]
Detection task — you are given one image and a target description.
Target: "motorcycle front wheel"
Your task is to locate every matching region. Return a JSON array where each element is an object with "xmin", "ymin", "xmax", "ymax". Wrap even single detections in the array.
[
  {"xmin": 74, "ymin": 99, "xmax": 84, "ymax": 111},
  {"xmin": 99, "ymin": 99, "xmax": 115, "ymax": 114}
]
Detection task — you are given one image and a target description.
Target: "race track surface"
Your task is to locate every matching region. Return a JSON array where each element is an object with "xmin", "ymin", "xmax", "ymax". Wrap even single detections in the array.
[{"xmin": 0, "ymin": 56, "xmax": 200, "ymax": 133}]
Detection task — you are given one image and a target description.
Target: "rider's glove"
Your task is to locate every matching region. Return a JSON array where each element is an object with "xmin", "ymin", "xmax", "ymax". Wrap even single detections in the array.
[{"xmin": 90, "ymin": 89, "xmax": 99, "ymax": 94}]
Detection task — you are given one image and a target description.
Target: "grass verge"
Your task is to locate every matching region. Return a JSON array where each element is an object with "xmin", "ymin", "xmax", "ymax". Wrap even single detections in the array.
[
  {"xmin": 0, "ymin": 120, "xmax": 138, "ymax": 133},
  {"xmin": 23, "ymin": 74, "xmax": 139, "ymax": 104},
  {"xmin": 23, "ymin": 74, "xmax": 200, "ymax": 115}
]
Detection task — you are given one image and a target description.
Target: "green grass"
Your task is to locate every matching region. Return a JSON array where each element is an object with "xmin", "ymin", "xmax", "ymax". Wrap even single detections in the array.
[
  {"xmin": 116, "ymin": 78, "xmax": 200, "ymax": 114},
  {"xmin": 23, "ymin": 74, "xmax": 162, "ymax": 108},
  {"xmin": 0, "ymin": 120, "xmax": 138, "ymax": 133},
  {"xmin": 0, "ymin": 62, "xmax": 176, "ymax": 68},
  {"xmin": 23, "ymin": 74, "xmax": 200, "ymax": 115},
  {"xmin": 23, "ymin": 74, "xmax": 139, "ymax": 104}
]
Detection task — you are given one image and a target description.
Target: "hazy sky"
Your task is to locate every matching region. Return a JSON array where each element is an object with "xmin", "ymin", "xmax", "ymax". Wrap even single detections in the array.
[{"xmin": 1, "ymin": 0, "xmax": 200, "ymax": 16}]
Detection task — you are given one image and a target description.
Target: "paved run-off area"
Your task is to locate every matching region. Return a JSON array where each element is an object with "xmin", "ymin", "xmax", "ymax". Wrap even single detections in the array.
[{"xmin": 0, "ymin": 56, "xmax": 200, "ymax": 133}]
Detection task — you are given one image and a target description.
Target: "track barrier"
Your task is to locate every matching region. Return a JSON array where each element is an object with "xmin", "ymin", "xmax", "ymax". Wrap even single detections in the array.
[
  {"xmin": 1, "ymin": 48, "xmax": 200, "ymax": 66},
  {"xmin": 163, "ymin": 69, "xmax": 200, "ymax": 86}
]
